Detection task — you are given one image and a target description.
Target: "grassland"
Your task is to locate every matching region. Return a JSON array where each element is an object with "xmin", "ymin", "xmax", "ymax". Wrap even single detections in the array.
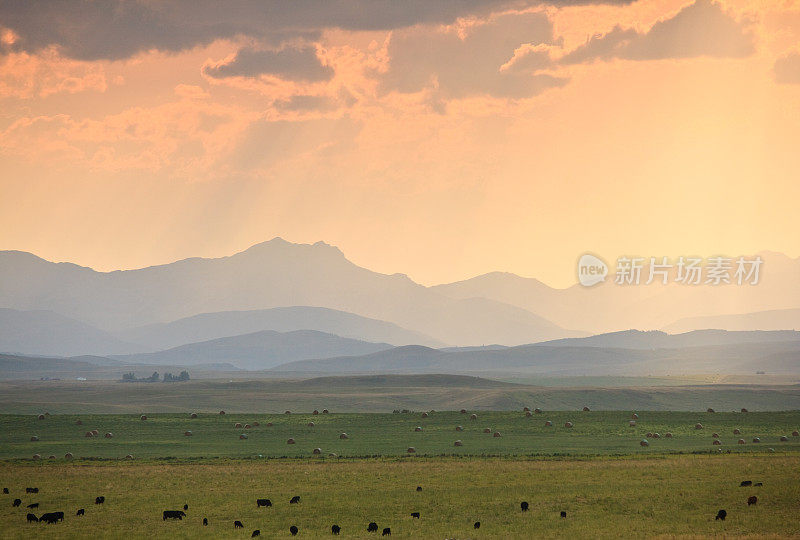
[
  {"xmin": 1, "ymin": 455, "xmax": 799, "ymax": 538},
  {"xmin": 2, "ymin": 411, "xmax": 799, "ymax": 460}
]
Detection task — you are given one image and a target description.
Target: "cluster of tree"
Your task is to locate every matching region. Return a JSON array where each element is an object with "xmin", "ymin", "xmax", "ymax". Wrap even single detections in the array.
[{"xmin": 121, "ymin": 371, "xmax": 190, "ymax": 383}]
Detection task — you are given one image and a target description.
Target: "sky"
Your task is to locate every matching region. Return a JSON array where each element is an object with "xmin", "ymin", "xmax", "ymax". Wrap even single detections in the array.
[{"xmin": 1, "ymin": 0, "xmax": 799, "ymax": 288}]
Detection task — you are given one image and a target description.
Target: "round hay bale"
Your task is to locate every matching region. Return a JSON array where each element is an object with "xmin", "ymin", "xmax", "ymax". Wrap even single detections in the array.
[
  {"xmin": 652, "ymin": 433, "xmax": 661, "ymax": 439},
  {"xmin": 738, "ymin": 439, "xmax": 746, "ymax": 444},
  {"xmin": 240, "ymin": 434, "xmax": 249, "ymax": 440},
  {"xmin": 244, "ymin": 424, "xmax": 251, "ymax": 429},
  {"xmin": 104, "ymin": 432, "xmax": 113, "ymax": 439},
  {"xmin": 322, "ymin": 409, "xmax": 329, "ymax": 414},
  {"xmin": 65, "ymin": 452, "xmax": 73, "ymax": 460},
  {"xmin": 253, "ymin": 421, "xmax": 260, "ymax": 427},
  {"xmin": 454, "ymin": 440, "xmax": 463, "ymax": 447},
  {"xmin": 48, "ymin": 455, "xmax": 56, "ymax": 460},
  {"xmin": 707, "ymin": 408, "xmax": 715, "ymax": 413},
  {"xmin": 75, "ymin": 419, "xmax": 83, "ymax": 425},
  {"xmin": 694, "ymin": 423, "xmax": 703, "ymax": 430},
  {"xmin": 421, "ymin": 412, "xmax": 428, "ymax": 418},
  {"xmin": 339, "ymin": 433, "xmax": 348, "ymax": 440},
  {"xmin": 414, "ymin": 426, "xmax": 423, "ymax": 432},
  {"xmin": 646, "ymin": 432, "xmax": 654, "ymax": 438},
  {"xmin": 640, "ymin": 440, "xmax": 649, "ymax": 447},
  {"xmin": 284, "ymin": 410, "xmax": 291, "ymax": 415},
  {"xmin": 184, "ymin": 431, "xmax": 192, "ymax": 436},
  {"xmin": 219, "ymin": 410, "xmax": 225, "ymax": 415},
  {"xmin": 582, "ymin": 406, "xmax": 590, "ymax": 412},
  {"xmin": 85, "ymin": 431, "xmax": 93, "ymax": 438},
  {"xmin": 234, "ymin": 423, "xmax": 242, "ymax": 428},
  {"xmin": 712, "ymin": 440, "xmax": 721, "ymax": 445},
  {"xmin": 534, "ymin": 408, "xmax": 542, "ymax": 414},
  {"xmin": 30, "ymin": 435, "xmax": 39, "ymax": 442},
  {"xmin": 664, "ymin": 432, "xmax": 673, "ymax": 438},
  {"xmin": 266, "ymin": 422, "xmax": 274, "ymax": 427},
  {"xmin": 741, "ymin": 408, "xmax": 748, "ymax": 413},
  {"xmin": 91, "ymin": 429, "xmax": 99, "ymax": 436},
  {"xmin": 125, "ymin": 454, "xmax": 134, "ymax": 460},
  {"xmin": 140, "ymin": 415, "xmax": 147, "ymax": 421},
  {"xmin": 312, "ymin": 448, "xmax": 321, "ymax": 455},
  {"xmin": 525, "ymin": 411, "xmax": 532, "ymax": 417},
  {"xmin": 483, "ymin": 427, "xmax": 491, "ymax": 433},
  {"xmin": 37, "ymin": 414, "xmax": 45, "ymax": 420},
  {"xmin": 752, "ymin": 437, "xmax": 760, "ymax": 443},
  {"xmin": 631, "ymin": 413, "xmax": 639, "ymax": 419},
  {"xmin": 456, "ymin": 425, "xmax": 464, "ymax": 432},
  {"xmin": 307, "ymin": 422, "xmax": 315, "ymax": 427},
  {"xmin": 33, "ymin": 453, "xmax": 41, "ymax": 460},
  {"xmin": 190, "ymin": 413, "xmax": 198, "ymax": 419},
  {"xmin": 523, "ymin": 407, "xmax": 530, "ymax": 412},
  {"xmin": 544, "ymin": 420, "xmax": 553, "ymax": 426},
  {"xmin": 734, "ymin": 428, "xmax": 741, "ymax": 435},
  {"xmin": 629, "ymin": 420, "xmax": 636, "ymax": 427},
  {"xmin": 712, "ymin": 433, "xmax": 720, "ymax": 438},
  {"xmin": 460, "ymin": 409, "xmax": 467, "ymax": 414},
  {"xmin": 780, "ymin": 435, "xmax": 789, "ymax": 442},
  {"xmin": 493, "ymin": 431, "xmax": 501, "ymax": 438},
  {"xmin": 313, "ymin": 410, "xmax": 319, "ymax": 415},
  {"xmin": 792, "ymin": 430, "xmax": 799, "ymax": 437},
  {"xmin": 406, "ymin": 447, "xmax": 416, "ymax": 453},
  {"xmin": 564, "ymin": 421, "xmax": 573, "ymax": 428},
  {"xmin": 470, "ymin": 414, "xmax": 477, "ymax": 420}
]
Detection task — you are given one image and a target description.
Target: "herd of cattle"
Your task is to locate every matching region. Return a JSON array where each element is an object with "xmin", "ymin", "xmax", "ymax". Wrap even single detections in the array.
[{"xmin": 5, "ymin": 479, "xmax": 763, "ymax": 534}]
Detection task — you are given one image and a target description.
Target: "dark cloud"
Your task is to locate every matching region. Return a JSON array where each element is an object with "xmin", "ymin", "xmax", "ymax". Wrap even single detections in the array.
[
  {"xmin": 561, "ymin": 0, "xmax": 754, "ymax": 65},
  {"xmin": 204, "ymin": 46, "xmax": 333, "ymax": 81},
  {"xmin": 774, "ymin": 51, "xmax": 800, "ymax": 84},
  {"xmin": 0, "ymin": 0, "xmax": 633, "ymax": 61}
]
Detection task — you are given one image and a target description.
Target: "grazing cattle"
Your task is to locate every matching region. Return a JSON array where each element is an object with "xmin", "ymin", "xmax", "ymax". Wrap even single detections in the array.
[
  {"xmin": 695, "ymin": 423, "xmax": 703, "ymax": 430},
  {"xmin": 331, "ymin": 524, "xmax": 341, "ymax": 534},
  {"xmin": 474, "ymin": 521, "xmax": 481, "ymax": 529},
  {"xmin": 163, "ymin": 510, "xmax": 186, "ymax": 520},
  {"xmin": 416, "ymin": 486, "xmax": 422, "ymax": 492},
  {"xmin": 545, "ymin": 421, "xmax": 553, "ymax": 426},
  {"xmin": 367, "ymin": 522, "xmax": 379, "ymax": 532},
  {"xmin": 406, "ymin": 447, "xmax": 416, "ymax": 454},
  {"xmin": 715, "ymin": 509, "xmax": 727, "ymax": 521},
  {"xmin": 583, "ymin": 406, "xmax": 590, "ymax": 412},
  {"xmin": 741, "ymin": 408, "xmax": 748, "ymax": 413},
  {"xmin": 141, "ymin": 415, "xmax": 147, "ymax": 421},
  {"xmin": 560, "ymin": 511, "xmax": 567, "ymax": 518},
  {"xmin": 460, "ymin": 409, "xmax": 467, "ymax": 414},
  {"xmin": 322, "ymin": 409, "xmax": 329, "ymax": 414},
  {"xmin": 256, "ymin": 498, "xmax": 272, "ymax": 507},
  {"xmin": 27, "ymin": 503, "xmax": 39, "ymax": 508},
  {"xmin": 27, "ymin": 513, "xmax": 38, "ymax": 523},
  {"xmin": 2, "ymin": 487, "xmax": 7, "ymax": 493},
  {"xmin": 754, "ymin": 482, "xmax": 763, "ymax": 486},
  {"xmin": 26, "ymin": 488, "xmax": 38, "ymax": 494},
  {"xmin": 382, "ymin": 527, "xmax": 391, "ymax": 536},
  {"xmin": 521, "ymin": 501, "xmax": 529, "ymax": 511},
  {"xmin": 740, "ymin": 480, "xmax": 752, "ymax": 487},
  {"xmin": 251, "ymin": 530, "xmax": 260, "ymax": 537},
  {"xmin": 411, "ymin": 512, "xmax": 420, "ymax": 518},
  {"xmin": 76, "ymin": 509, "xmax": 84, "ymax": 516},
  {"xmin": 339, "ymin": 433, "xmax": 348, "ymax": 439},
  {"xmin": 13, "ymin": 498, "xmax": 22, "ymax": 507},
  {"xmin": 95, "ymin": 496, "xmax": 105, "ymax": 504},
  {"xmin": 234, "ymin": 520, "xmax": 244, "ymax": 528},
  {"xmin": 290, "ymin": 525, "xmax": 298, "ymax": 535},
  {"xmin": 203, "ymin": 518, "xmax": 208, "ymax": 526},
  {"xmin": 747, "ymin": 496, "xmax": 757, "ymax": 506},
  {"xmin": 290, "ymin": 495, "xmax": 301, "ymax": 504},
  {"xmin": 39, "ymin": 512, "xmax": 64, "ymax": 524},
  {"xmin": 564, "ymin": 422, "xmax": 573, "ymax": 428},
  {"xmin": 414, "ymin": 426, "xmax": 422, "ymax": 432},
  {"xmin": 470, "ymin": 414, "xmax": 478, "ymax": 420}
]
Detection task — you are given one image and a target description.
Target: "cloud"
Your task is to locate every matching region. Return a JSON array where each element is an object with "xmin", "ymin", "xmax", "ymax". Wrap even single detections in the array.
[
  {"xmin": 380, "ymin": 11, "xmax": 568, "ymax": 99},
  {"xmin": 203, "ymin": 45, "xmax": 333, "ymax": 81},
  {"xmin": 560, "ymin": 0, "xmax": 754, "ymax": 65},
  {"xmin": 774, "ymin": 51, "xmax": 800, "ymax": 84},
  {"xmin": 0, "ymin": 1, "xmax": 633, "ymax": 61}
]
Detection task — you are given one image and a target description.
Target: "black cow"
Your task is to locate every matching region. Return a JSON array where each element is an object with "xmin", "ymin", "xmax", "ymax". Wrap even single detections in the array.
[
  {"xmin": 256, "ymin": 498, "xmax": 272, "ymax": 507},
  {"xmin": 754, "ymin": 482, "xmax": 763, "ymax": 486},
  {"xmin": 740, "ymin": 480, "xmax": 752, "ymax": 487},
  {"xmin": 560, "ymin": 511, "xmax": 567, "ymax": 518},
  {"xmin": 367, "ymin": 522, "xmax": 378, "ymax": 532},
  {"xmin": 203, "ymin": 517, "xmax": 208, "ymax": 526},
  {"xmin": 26, "ymin": 488, "xmax": 39, "ymax": 494},
  {"xmin": 27, "ymin": 503, "xmax": 39, "ymax": 508},
  {"xmin": 2, "ymin": 487, "xmax": 8, "ymax": 494},
  {"xmin": 382, "ymin": 528, "xmax": 391, "ymax": 536},
  {"xmin": 163, "ymin": 510, "xmax": 186, "ymax": 520},
  {"xmin": 26, "ymin": 513, "xmax": 38, "ymax": 523},
  {"xmin": 747, "ymin": 496, "xmax": 758, "ymax": 506},
  {"xmin": 521, "ymin": 501, "xmax": 529, "ymax": 512},
  {"xmin": 331, "ymin": 524, "xmax": 341, "ymax": 534},
  {"xmin": 416, "ymin": 486, "xmax": 422, "ymax": 492},
  {"xmin": 95, "ymin": 496, "xmax": 105, "ymax": 504},
  {"xmin": 290, "ymin": 495, "xmax": 301, "ymax": 504},
  {"xmin": 13, "ymin": 499, "xmax": 21, "ymax": 507},
  {"xmin": 290, "ymin": 525, "xmax": 298, "ymax": 535},
  {"xmin": 251, "ymin": 530, "xmax": 260, "ymax": 537},
  {"xmin": 183, "ymin": 504, "xmax": 188, "ymax": 511},
  {"xmin": 474, "ymin": 521, "xmax": 481, "ymax": 529},
  {"xmin": 234, "ymin": 520, "xmax": 244, "ymax": 529},
  {"xmin": 715, "ymin": 509, "xmax": 727, "ymax": 521},
  {"xmin": 76, "ymin": 509, "xmax": 84, "ymax": 516},
  {"xmin": 39, "ymin": 512, "xmax": 64, "ymax": 524},
  {"xmin": 411, "ymin": 512, "xmax": 419, "ymax": 519}
]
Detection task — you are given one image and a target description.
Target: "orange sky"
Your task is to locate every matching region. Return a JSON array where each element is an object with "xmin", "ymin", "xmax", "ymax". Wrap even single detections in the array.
[{"xmin": 1, "ymin": 0, "xmax": 799, "ymax": 287}]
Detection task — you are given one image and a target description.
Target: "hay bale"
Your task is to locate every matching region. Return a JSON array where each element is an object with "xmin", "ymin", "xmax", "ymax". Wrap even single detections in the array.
[
  {"xmin": 104, "ymin": 432, "xmax": 113, "ymax": 438},
  {"xmin": 738, "ymin": 439, "xmax": 746, "ymax": 444},
  {"xmin": 285, "ymin": 410, "xmax": 291, "ymax": 415},
  {"xmin": 313, "ymin": 410, "xmax": 319, "ymax": 415},
  {"xmin": 652, "ymin": 433, "xmax": 660, "ymax": 439},
  {"xmin": 454, "ymin": 440, "xmax": 463, "ymax": 447},
  {"xmin": 85, "ymin": 431, "xmax": 94, "ymax": 438},
  {"xmin": 734, "ymin": 428, "xmax": 741, "ymax": 435},
  {"xmin": 33, "ymin": 453, "xmax": 41, "ymax": 460},
  {"xmin": 752, "ymin": 437, "xmax": 760, "ymax": 443},
  {"xmin": 140, "ymin": 415, "xmax": 147, "ymax": 421},
  {"xmin": 322, "ymin": 409, "xmax": 329, "ymax": 414},
  {"xmin": 741, "ymin": 408, "xmax": 748, "ymax": 413},
  {"xmin": 780, "ymin": 435, "xmax": 789, "ymax": 442},
  {"xmin": 582, "ymin": 406, "xmax": 591, "ymax": 412},
  {"xmin": 564, "ymin": 421, "xmax": 573, "ymax": 428},
  {"xmin": 629, "ymin": 420, "xmax": 636, "ymax": 427},
  {"xmin": 460, "ymin": 409, "xmax": 467, "ymax": 414},
  {"xmin": 235, "ymin": 423, "xmax": 243, "ymax": 428},
  {"xmin": 190, "ymin": 413, "xmax": 198, "ymax": 419},
  {"xmin": 792, "ymin": 430, "xmax": 799, "ymax": 437},
  {"xmin": 406, "ymin": 447, "xmax": 416, "ymax": 453},
  {"xmin": 493, "ymin": 431, "xmax": 501, "ymax": 438},
  {"xmin": 456, "ymin": 425, "xmax": 464, "ymax": 432},
  {"xmin": 184, "ymin": 431, "xmax": 193, "ymax": 436},
  {"xmin": 525, "ymin": 411, "xmax": 532, "ymax": 417},
  {"xmin": 339, "ymin": 433, "xmax": 348, "ymax": 440},
  {"xmin": 534, "ymin": 408, "xmax": 542, "ymax": 414},
  {"xmin": 64, "ymin": 452, "xmax": 73, "ymax": 460},
  {"xmin": 47, "ymin": 455, "xmax": 56, "ymax": 460},
  {"xmin": 640, "ymin": 440, "xmax": 649, "ymax": 447},
  {"xmin": 307, "ymin": 422, "xmax": 315, "ymax": 427},
  {"xmin": 125, "ymin": 454, "xmax": 134, "ymax": 460},
  {"xmin": 664, "ymin": 432, "xmax": 673, "ymax": 438},
  {"xmin": 545, "ymin": 420, "xmax": 553, "ymax": 426},
  {"xmin": 712, "ymin": 432, "xmax": 720, "ymax": 438},
  {"xmin": 244, "ymin": 424, "xmax": 251, "ymax": 429},
  {"xmin": 219, "ymin": 410, "xmax": 225, "ymax": 415},
  {"xmin": 712, "ymin": 440, "xmax": 721, "ymax": 445},
  {"xmin": 631, "ymin": 413, "xmax": 639, "ymax": 419},
  {"xmin": 421, "ymin": 412, "xmax": 429, "ymax": 418},
  {"xmin": 240, "ymin": 434, "xmax": 249, "ymax": 440},
  {"xmin": 312, "ymin": 448, "xmax": 321, "ymax": 455},
  {"xmin": 414, "ymin": 426, "xmax": 423, "ymax": 432},
  {"xmin": 694, "ymin": 423, "xmax": 703, "ymax": 430},
  {"xmin": 37, "ymin": 414, "xmax": 45, "ymax": 420},
  {"xmin": 483, "ymin": 427, "xmax": 491, "ymax": 433},
  {"xmin": 30, "ymin": 436, "xmax": 39, "ymax": 442},
  {"xmin": 470, "ymin": 414, "xmax": 477, "ymax": 420},
  {"xmin": 75, "ymin": 419, "xmax": 83, "ymax": 425},
  {"xmin": 707, "ymin": 408, "xmax": 715, "ymax": 413}
]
